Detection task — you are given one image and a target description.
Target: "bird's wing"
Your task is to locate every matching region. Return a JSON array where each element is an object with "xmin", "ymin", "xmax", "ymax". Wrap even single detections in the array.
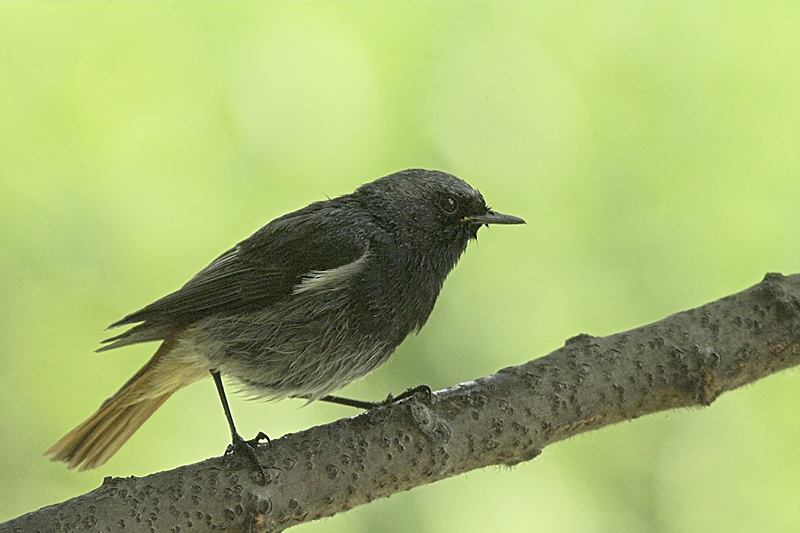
[{"xmin": 98, "ymin": 204, "xmax": 369, "ymax": 351}]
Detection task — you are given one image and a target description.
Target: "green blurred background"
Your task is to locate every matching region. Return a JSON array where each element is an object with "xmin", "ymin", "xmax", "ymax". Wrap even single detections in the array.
[{"xmin": 2, "ymin": 2, "xmax": 799, "ymax": 531}]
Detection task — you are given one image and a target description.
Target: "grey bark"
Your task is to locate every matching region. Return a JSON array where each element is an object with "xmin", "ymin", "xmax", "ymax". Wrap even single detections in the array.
[{"xmin": 3, "ymin": 272, "xmax": 800, "ymax": 533}]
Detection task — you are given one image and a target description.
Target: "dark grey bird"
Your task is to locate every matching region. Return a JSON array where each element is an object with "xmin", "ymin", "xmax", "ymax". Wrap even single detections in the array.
[{"xmin": 46, "ymin": 169, "xmax": 524, "ymax": 472}]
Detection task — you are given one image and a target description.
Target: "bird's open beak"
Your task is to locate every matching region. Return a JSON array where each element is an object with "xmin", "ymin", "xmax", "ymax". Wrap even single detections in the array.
[{"xmin": 465, "ymin": 209, "xmax": 526, "ymax": 226}]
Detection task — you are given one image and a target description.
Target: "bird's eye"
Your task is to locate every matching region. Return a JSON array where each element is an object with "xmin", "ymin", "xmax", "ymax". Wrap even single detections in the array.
[{"xmin": 439, "ymin": 196, "xmax": 458, "ymax": 215}]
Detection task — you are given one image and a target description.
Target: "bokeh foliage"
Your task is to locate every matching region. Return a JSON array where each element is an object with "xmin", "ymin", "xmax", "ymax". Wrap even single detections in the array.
[{"xmin": 2, "ymin": 2, "xmax": 799, "ymax": 531}]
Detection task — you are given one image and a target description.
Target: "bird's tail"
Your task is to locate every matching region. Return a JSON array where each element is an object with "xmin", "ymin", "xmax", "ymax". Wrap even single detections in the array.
[{"xmin": 45, "ymin": 333, "xmax": 210, "ymax": 471}]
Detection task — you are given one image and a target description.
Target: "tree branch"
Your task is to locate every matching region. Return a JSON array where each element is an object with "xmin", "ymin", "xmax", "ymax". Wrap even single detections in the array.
[{"xmin": 4, "ymin": 272, "xmax": 800, "ymax": 533}]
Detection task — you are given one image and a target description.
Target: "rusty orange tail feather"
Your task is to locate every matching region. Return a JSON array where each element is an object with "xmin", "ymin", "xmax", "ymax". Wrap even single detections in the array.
[{"xmin": 46, "ymin": 333, "xmax": 210, "ymax": 470}]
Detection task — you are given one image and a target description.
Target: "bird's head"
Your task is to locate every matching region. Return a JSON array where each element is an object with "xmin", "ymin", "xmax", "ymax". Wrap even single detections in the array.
[
  {"xmin": 354, "ymin": 169, "xmax": 524, "ymax": 269},
  {"xmin": 357, "ymin": 168, "xmax": 523, "ymax": 236}
]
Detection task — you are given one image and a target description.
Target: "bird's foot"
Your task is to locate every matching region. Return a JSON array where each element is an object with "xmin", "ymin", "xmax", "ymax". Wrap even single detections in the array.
[
  {"xmin": 225, "ymin": 432, "xmax": 268, "ymax": 486},
  {"xmin": 316, "ymin": 384, "xmax": 434, "ymax": 410},
  {"xmin": 382, "ymin": 384, "xmax": 434, "ymax": 406}
]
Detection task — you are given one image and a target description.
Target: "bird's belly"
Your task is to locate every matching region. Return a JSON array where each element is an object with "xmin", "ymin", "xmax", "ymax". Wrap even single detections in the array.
[{"xmin": 187, "ymin": 303, "xmax": 395, "ymax": 401}]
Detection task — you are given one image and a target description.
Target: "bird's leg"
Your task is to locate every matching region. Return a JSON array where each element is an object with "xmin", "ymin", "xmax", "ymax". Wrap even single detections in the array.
[
  {"xmin": 317, "ymin": 385, "xmax": 434, "ymax": 410},
  {"xmin": 211, "ymin": 370, "xmax": 267, "ymax": 485},
  {"xmin": 316, "ymin": 394, "xmax": 380, "ymax": 410}
]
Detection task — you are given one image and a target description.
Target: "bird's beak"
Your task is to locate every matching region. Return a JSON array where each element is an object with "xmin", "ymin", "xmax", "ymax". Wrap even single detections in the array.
[{"xmin": 464, "ymin": 209, "xmax": 526, "ymax": 226}]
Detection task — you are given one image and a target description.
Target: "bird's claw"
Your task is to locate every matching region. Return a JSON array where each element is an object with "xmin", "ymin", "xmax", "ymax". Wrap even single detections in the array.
[
  {"xmin": 247, "ymin": 431, "xmax": 271, "ymax": 447},
  {"xmin": 384, "ymin": 384, "xmax": 434, "ymax": 405}
]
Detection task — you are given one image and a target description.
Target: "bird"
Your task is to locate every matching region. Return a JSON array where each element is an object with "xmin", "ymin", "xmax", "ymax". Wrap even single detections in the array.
[{"xmin": 45, "ymin": 168, "xmax": 525, "ymax": 474}]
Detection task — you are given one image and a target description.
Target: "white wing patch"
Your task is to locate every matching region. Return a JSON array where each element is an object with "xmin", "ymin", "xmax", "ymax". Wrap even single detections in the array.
[{"xmin": 293, "ymin": 247, "xmax": 369, "ymax": 295}]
